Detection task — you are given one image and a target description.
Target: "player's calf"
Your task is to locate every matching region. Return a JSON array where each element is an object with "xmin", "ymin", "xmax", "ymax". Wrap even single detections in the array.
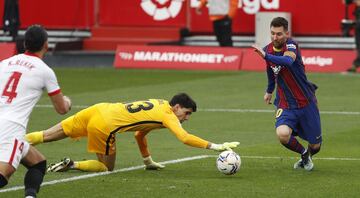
[
  {"xmin": 24, "ymin": 160, "xmax": 46, "ymax": 197},
  {"xmin": 47, "ymin": 158, "xmax": 108, "ymax": 172},
  {"xmin": 74, "ymin": 160, "xmax": 108, "ymax": 172},
  {"xmin": 282, "ymin": 135, "xmax": 306, "ymax": 154},
  {"xmin": 308, "ymin": 144, "xmax": 321, "ymax": 156}
]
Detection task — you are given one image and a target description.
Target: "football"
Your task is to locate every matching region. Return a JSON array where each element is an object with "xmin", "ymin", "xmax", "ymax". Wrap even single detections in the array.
[{"xmin": 216, "ymin": 150, "xmax": 241, "ymax": 175}]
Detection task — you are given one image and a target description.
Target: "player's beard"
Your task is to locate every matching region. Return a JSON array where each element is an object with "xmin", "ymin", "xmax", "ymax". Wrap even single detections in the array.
[
  {"xmin": 273, "ymin": 40, "xmax": 283, "ymax": 48},
  {"xmin": 273, "ymin": 38, "xmax": 287, "ymax": 49}
]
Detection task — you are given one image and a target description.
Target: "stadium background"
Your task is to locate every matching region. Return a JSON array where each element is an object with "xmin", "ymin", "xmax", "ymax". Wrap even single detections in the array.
[
  {"xmin": 0, "ymin": 0, "xmax": 359, "ymax": 197},
  {"xmin": 0, "ymin": 0, "xmax": 349, "ymax": 34},
  {"xmin": 0, "ymin": 0, "xmax": 358, "ymax": 72}
]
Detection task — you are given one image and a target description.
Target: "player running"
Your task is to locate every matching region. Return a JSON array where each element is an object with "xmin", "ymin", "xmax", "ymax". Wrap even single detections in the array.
[
  {"xmin": 252, "ymin": 17, "xmax": 322, "ymax": 171},
  {"xmin": 26, "ymin": 93, "xmax": 239, "ymax": 172},
  {"xmin": 0, "ymin": 25, "xmax": 71, "ymax": 197}
]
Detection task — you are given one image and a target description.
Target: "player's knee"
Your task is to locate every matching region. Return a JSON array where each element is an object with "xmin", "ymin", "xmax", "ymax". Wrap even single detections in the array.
[
  {"xmin": 276, "ymin": 129, "xmax": 291, "ymax": 143},
  {"xmin": 0, "ymin": 174, "xmax": 8, "ymax": 188},
  {"xmin": 276, "ymin": 125, "xmax": 291, "ymax": 136},
  {"xmin": 29, "ymin": 160, "xmax": 47, "ymax": 175}
]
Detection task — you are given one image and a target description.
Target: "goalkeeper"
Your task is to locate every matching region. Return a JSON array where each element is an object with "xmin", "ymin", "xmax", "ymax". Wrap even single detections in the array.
[{"xmin": 26, "ymin": 93, "xmax": 239, "ymax": 172}]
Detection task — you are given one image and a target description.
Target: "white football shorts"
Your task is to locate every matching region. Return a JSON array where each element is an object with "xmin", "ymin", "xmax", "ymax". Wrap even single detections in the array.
[{"xmin": 0, "ymin": 120, "xmax": 30, "ymax": 169}]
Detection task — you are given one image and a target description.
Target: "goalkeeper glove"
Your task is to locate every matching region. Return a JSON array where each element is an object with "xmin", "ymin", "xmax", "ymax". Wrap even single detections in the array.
[
  {"xmin": 143, "ymin": 156, "xmax": 165, "ymax": 170},
  {"xmin": 209, "ymin": 142, "xmax": 240, "ymax": 151}
]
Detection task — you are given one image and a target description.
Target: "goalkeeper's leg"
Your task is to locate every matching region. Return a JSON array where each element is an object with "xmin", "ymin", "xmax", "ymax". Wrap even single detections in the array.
[
  {"xmin": 49, "ymin": 152, "xmax": 116, "ymax": 172},
  {"xmin": 96, "ymin": 152, "xmax": 116, "ymax": 171},
  {"xmin": 75, "ymin": 159, "xmax": 109, "ymax": 172},
  {"xmin": 71, "ymin": 134, "xmax": 117, "ymax": 172},
  {"xmin": 59, "ymin": 153, "xmax": 115, "ymax": 172},
  {"xmin": 67, "ymin": 151, "xmax": 116, "ymax": 172}
]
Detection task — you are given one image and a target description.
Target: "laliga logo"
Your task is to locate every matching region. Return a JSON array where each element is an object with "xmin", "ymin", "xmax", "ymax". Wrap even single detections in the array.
[
  {"xmin": 141, "ymin": 0, "xmax": 184, "ymax": 21},
  {"xmin": 302, "ymin": 56, "xmax": 333, "ymax": 67}
]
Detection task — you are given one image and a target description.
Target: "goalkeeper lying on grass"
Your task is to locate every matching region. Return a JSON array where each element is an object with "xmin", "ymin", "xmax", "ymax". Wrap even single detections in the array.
[{"xmin": 26, "ymin": 93, "xmax": 239, "ymax": 172}]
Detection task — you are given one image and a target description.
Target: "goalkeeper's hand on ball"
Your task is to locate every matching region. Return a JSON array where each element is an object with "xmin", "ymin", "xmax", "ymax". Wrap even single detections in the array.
[
  {"xmin": 209, "ymin": 142, "xmax": 240, "ymax": 151},
  {"xmin": 143, "ymin": 156, "xmax": 165, "ymax": 170}
]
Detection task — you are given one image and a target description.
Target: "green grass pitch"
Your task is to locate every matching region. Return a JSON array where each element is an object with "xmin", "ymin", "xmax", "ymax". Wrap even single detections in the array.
[{"xmin": 1, "ymin": 68, "xmax": 359, "ymax": 197}]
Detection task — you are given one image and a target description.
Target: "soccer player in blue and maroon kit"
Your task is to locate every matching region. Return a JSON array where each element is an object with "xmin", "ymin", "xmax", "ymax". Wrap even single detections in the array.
[{"xmin": 252, "ymin": 17, "xmax": 322, "ymax": 171}]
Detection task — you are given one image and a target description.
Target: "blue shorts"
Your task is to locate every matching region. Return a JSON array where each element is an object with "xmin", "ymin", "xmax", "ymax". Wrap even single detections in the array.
[{"xmin": 275, "ymin": 102, "xmax": 322, "ymax": 144}]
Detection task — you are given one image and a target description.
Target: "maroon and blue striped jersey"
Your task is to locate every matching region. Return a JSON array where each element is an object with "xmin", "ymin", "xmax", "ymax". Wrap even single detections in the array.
[{"xmin": 264, "ymin": 38, "xmax": 317, "ymax": 109}]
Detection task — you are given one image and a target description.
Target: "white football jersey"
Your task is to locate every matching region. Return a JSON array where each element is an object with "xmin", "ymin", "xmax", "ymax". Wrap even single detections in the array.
[{"xmin": 0, "ymin": 53, "xmax": 60, "ymax": 128}]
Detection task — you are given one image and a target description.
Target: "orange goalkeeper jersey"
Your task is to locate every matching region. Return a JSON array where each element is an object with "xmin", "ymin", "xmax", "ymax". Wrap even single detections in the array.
[{"xmin": 96, "ymin": 99, "xmax": 209, "ymax": 148}]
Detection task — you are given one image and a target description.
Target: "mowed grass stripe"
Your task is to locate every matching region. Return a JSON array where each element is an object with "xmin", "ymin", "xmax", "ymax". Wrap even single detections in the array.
[
  {"xmin": 35, "ymin": 104, "xmax": 360, "ymax": 115},
  {"xmin": 2, "ymin": 154, "xmax": 360, "ymax": 193},
  {"xmin": 0, "ymin": 155, "xmax": 209, "ymax": 193}
]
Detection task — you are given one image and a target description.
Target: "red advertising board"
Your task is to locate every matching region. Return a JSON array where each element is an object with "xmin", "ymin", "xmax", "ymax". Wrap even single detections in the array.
[
  {"xmin": 241, "ymin": 48, "xmax": 356, "ymax": 73},
  {"xmin": 115, "ymin": 45, "xmax": 355, "ymax": 73},
  {"xmin": 0, "ymin": 43, "xmax": 16, "ymax": 61},
  {"xmin": 0, "ymin": 0, "xmax": 351, "ymax": 35},
  {"xmin": 189, "ymin": 0, "xmax": 347, "ymax": 35},
  {"xmin": 99, "ymin": 0, "xmax": 347, "ymax": 36},
  {"xmin": 114, "ymin": 45, "xmax": 242, "ymax": 71},
  {"xmin": 99, "ymin": 0, "xmax": 187, "ymax": 27},
  {"xmin": 0, "ymin": 0, "xmax": 94, "ymax": 29}
]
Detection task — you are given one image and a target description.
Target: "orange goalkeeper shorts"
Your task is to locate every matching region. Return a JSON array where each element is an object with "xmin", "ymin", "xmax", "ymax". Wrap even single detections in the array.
[{"xmin": 61, "ymin": 104, "xmax": 116, "ymax": 155}]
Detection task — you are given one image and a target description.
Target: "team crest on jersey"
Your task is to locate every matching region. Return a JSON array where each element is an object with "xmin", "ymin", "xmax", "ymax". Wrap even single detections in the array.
[
  {"xmin": 140, "ymin": 0, "xmax": 184, "ymax": 21},
  {"xmin": 271, "ymin": 65, "xmax": 282, "ymax": 75},
  {"xmin": 286, "ymin": 44, "xmax": 296, "ymax": 50}
]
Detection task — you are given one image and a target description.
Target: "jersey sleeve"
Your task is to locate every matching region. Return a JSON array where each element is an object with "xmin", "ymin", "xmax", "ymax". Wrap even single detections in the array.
[
  {"xmin": 286, "ymin": 41, "xmax": 298, "ymax": 54},
  {"xmin": 266, "ymin": 66, "xmax": 275, "ymax": 93},
  {"xmin": 163, "ymin": 113, "xmax": 209, "ymax": 149},
  {"xmin": 263, "ymin": 46, "xmax": 275, "ymax": 93},
  {"xmin": 43, "ymin": 67, "xmax": 61, "ymax": 96}
]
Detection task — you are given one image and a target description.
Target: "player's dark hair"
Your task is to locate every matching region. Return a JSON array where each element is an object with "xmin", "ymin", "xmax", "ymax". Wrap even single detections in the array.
[
  {"xmin": 24, "ymin": 25, "xmax": 48, "ymax": 53},
  {"xmin": 170, "ymin": 93, "xmax": 197, "ymax": 112},
  {"xmin": 270, "ymin": 17, "xmax": 288, "ymax": 31}
]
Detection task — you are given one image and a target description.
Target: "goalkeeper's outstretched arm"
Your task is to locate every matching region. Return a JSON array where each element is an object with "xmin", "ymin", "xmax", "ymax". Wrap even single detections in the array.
[
  {"xmin": 166, "ymin": 123, "xmax": 240, "ymax": 151},
  {"xmin": 134, "ymin": 131, "xmax": 151, "ymax": 158},
  {"xmin": 134, "ymin": 131, "xmax": 165, "ymax": 170},
  {"xmin": 208, "ymin": 142, "xmax": 240, "ymax": 151}
]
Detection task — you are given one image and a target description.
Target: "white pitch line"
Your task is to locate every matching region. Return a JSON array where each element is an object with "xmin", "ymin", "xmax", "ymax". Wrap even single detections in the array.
[
  {"xmin": 35, "ymin": 105, "xmax": 360, "ymax": 115},
  {"xmin": 242, "ymin": 155, "xmax": 360, "ymax": 161},
  {"xmin": 200, "ymin": 108, "xmax": 360, "ymax": 115},
  {"xmin": 207, "ymin": 155, "xmax": 360, "ymax": 161},
  {"xmin": 1, "ymin": 154, "xmax": 360, "ymax": 193},
  {"xmin": 0, "ymin": 155, "xmax": 209, "ymax": 193}
]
